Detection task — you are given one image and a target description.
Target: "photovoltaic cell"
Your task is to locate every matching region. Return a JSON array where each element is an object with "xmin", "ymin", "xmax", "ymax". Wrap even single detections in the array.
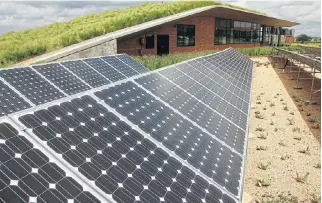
[
  {"xmin": 33, "ymin": 63, "xmax": 90, "ymax": 95},
  {"xmin": 0, "ymin": 121, "xmax": 100, "ymax": 203},
  {"xmin": 61, "ymin": 60, "xmax": 110, "ymax": 88},
  {"xmin": 101, "ymin": 56, "xmax": 138, "ymax": 77},
  {"xmin": 18, "ymin": 95, "xmax": 237, "ymax": 203},
  {"xmin": 0, "ymin": 80, "xmax": 31, "ymax": 117},
  {"xmin": 0, "ymin": 67, "xmax": 65, "ymax": 105},
  {"xmin": 135, "ymin": 73, "xmax": 246, "ymax": 154},
  {"xmin": 95, "ymin": 81, "xmax": 243, "ymax": 196},
  {"xmin": 116, "ymin": 54, "xmax": 149, "ymax": 73},
  {"xmin": 83, "ymin": 58, "xmax": 126, "ymax": 82}
]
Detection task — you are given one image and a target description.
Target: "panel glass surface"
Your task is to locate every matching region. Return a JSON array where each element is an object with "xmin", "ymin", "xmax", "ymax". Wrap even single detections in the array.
[
  {"xmin": 0, "ymin": 80, "xmax": 31, "ymax": 117},
  {"xmin": 116, "ymin": 54, "xmax": 149, "ymax": 73},
  {"xmin": 95, "ymin": 81, "xmax": 243, "ymax": 196},
  {"xmin": 18, "ymin": 95, "xmax": 237, "ymax": 203},
  {"xmin": 83, "ymin": 58, "xmax": 126, "ymax": 82},
  {"xmin": 101, "ymin": 56, "xmax": 138, "ymax": 77},
  {"xmin": 135, "ymin": 73, "xmax": 246, "ymax": 154},
  {"xmin": 33, "ymin": 63, "xmax": 90, "ymax": 95},
  {"xmin": 0, "ymin": 121, "xmax": 100, "ymax": 203},
  {"xmin": 61, "ymin": 60, "xmax": 110, "ymax": 88},
  {"xmin": 0, "ymin": 67, "xmax": 65, "ymax": 105}
]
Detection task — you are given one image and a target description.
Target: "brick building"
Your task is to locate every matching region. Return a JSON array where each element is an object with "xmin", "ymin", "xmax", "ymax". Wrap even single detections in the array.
[{"xmin": 117, "ymin": 6, "xmax": 298, "ymax": 56}]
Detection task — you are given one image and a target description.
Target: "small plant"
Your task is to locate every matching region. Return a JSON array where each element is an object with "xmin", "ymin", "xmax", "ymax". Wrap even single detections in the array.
[
  {"xmin": 306, "ymin": 112, "xmax": 311, "ymax": 116},
  {"xmin": 272, "ymin": 112, "xmax": 276, "ymax": 116},
  {"xmin": 263, "ymin": 107, "xmax": 267, "ymax": 110},
  {"xmin": 258, "ymin": 162, "xmax": 269, "ymax": 170},
  {"xmin": 314, "ymin": 163, "xmax": 321, "ymax": 169},
  {"xmin": 292, "ymin": 127, "xmax": 300, "ymax": 132},
  {"xmin": 283, "ymin": 106, "xmax": 289, "ymax": 111},
  {"xmin": 282, "ymin": 102, "xmax": 287, "ymax": 105},
  {"xmin": 256, "ymin": 145, "xmax": 268, "ymax": 151},
  {"xmin": 266, "ymin": 99, "xmax": 271, "ymax": 102},
  {"xmin": 279, "ymin": 141, "xmax": 287, "ymax": 147},
  {"xmin": 312, "ymin": 124, "xmax": 320, "ymax": 129},
  {"xmin": 270, "ymin": 120, "xmax": 274, "ymax": 125},
  {"xmin": 295, "ymin": 172, "xmax": 309, "ymax": 183},
  {"xmin": 308, "ymin": 117, "xmax": 316, "ymax": 123},
  {"xmin": 299, "ymin": 146, "xmax": 310, "ymax": 155},
  {"xmin": 255, "ymin": 111, "xmax": 261, "ymax": 115},
  {"xmin": 256, "ymin": 101, "xmax": 262, "ymax": 104},
  {"xmin": 258, "ymin": 133, "xmax": 268, "ymax": 139},
  {"xmin": 255, "ymin": 127, "xmax": 265, "ymax": 132},
  {"xmin": 274, "ymin": 127, "xmax": 278, "ymax": 132},
  {"xmin": 257, "ymin": 96, "xmax": 261, "ymax": 100},
  {"xmin": 269, "ymin": 103, "xmax": 275, "ymax": 107},
  {"xmin": 280, "ymin": 99, "xmax": 284, "ymax": 101},
  {"xmin": 287, "ymin": 118, "xmax": 295, "ymax": 125},
  {"xmin": 292, "ymin": 95, "xmax": 297, "ymax": 99},
  {"xmin": 293, "ymin": 136, "xmax": 302, "ymax": 141},
  {"xmin": 298, "ymin": 103, "xmax": 303, "ymax": 107},
  {"xmin": 256, "ymin": 114, "xmax": 265, "ymax": 119},
  {"xmin": 311, "ymin": 194, "xmax": 321, "ymax": 203},
  {"xmin": 260, "ymin": 92, "xmax": 265, "ymax": 96},
  {"xmin": 274, "ymin": 96, "xmax": 277, "ymax": 98},
  {"xmin": 294, "ymin": 98, "xmax": 300, "ymax": 102},
  {"xmin": 257, "ymin": 175, "xmax": 271, "ymax": 187},
  {"xmin": 281, "ymin": 155, "xmax": 290, "ymax": 160},
  {"xmin": 290, "ymin": 112, "xmax": 294, "ymax": 115}
]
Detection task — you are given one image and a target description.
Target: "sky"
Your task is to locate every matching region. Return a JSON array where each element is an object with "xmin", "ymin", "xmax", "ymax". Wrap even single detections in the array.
[{"xmin": 0, "ymin": 1, "xmax": 320, "ymax": 37}]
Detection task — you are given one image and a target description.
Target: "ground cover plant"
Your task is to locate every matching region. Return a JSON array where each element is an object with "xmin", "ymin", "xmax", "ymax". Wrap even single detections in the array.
[{"xmin": 0, "ymin": 1, "xmax": 265, "ymax": 67}]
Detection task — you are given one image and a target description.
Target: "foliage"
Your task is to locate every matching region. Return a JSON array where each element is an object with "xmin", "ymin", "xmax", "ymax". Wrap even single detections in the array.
[
  {"xmin": 296, "ymin": 34, "xmax": 312, "ymax": 42},
  {"xmin": 0, "ymin": 1, "xmax": 265, "ymax": 67},
  {"xmin": 135, "ymin": 47, "xmax": 273, "ymax": 70}
]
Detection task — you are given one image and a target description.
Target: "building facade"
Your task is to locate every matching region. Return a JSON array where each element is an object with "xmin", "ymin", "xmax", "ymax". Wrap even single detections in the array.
[{"xmin": 118, "ymin": 8, "xmax": 297, "ymax": 56}]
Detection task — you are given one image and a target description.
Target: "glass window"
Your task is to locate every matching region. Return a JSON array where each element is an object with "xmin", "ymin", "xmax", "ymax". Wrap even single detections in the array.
[
  {"xmin": 215, "ymin": 18, "xmax": 262, "ymax": 44},
  {"xmin": 145, "ymin": 35, "xmax": 154, "ymax": 49},
  {"xmin": 234, "ymin": 21, "xmax": 241, "ymax": 29},
  {"xmin": 177, "ymin": 24, "xmax": 195, "ymax": 47}
]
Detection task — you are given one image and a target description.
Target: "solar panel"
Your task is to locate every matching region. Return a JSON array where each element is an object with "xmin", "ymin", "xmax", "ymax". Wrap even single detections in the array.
[
  {"xmin": 83, "ymin": 58, "xmax": 126, "ymax": 82},
  {"xmin": 116, "ymin": 54, "xmax": 149, "ymax": 73},
  {"xmin": 94, "ymin": 81, "xmax": 243, "ymax": 196},
  {"xmin": 33, "ymin": 63, "xmax": 90, "ymax": 95},
  {"xmin": 0, "ymin": 49, "xmax": 253, "ymax": 203},
  {"xmin": 0, "ymin": 67, "xmax": 65, "ymax": 105},
  {"xmin": 0, "ymin": 80, "xmax": 31, "ymax": 117},
  {"xmin": 0, "ymin": 119, "xmax": 101, "ymax": 203},
  {"xmin": 61, "ymin": 60, "xmax": 110, "ymax": 88},
  {"xmin": 101, "ymin": 56, "xmax": 139, "ymax": 77},
  {"xmin": 16, "ymin": 94, "xmax": 237, "ymax": 203}
]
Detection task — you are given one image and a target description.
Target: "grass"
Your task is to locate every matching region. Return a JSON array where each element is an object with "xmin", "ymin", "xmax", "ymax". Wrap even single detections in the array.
[
  {"xmin": 0, "ymin": 1, "xmax": 265, "ymax": 68},
  {"xmin": 258, "ymin": 162, "xmax": 269, "ymax": 170},
  {"xmin": 255, "ymin": 127, "xmax": 265, "ymax": 132},
  {"xmin": 134, "ymin": 50, "xmax": 215, "ymax": 70},
  {"xmin": 259, "ymin": 193, "xmax": 299, "ymax": 203},
  {"xmin": 295, "ymin": 172, "xmax": 309, "ymax": 183},
  {"xmin": 135, "ymin": 47, "xmax": 275, "ymax": 70},
  {"xmin": 299, "ymin": 146, "xmax": 311, "ymax": 155},
  {"xmin": 258, "ymin": 133, "xmax": 268, "ymax": 139}
]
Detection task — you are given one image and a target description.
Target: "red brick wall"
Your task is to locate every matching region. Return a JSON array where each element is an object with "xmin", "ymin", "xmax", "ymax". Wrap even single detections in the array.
[
  {"xmin": 117, "ymin": 16, "xmax": 261, "ymax": 55},
  {"xmin": 285, "ymin": 36, "xmax": 295, "ymax": 43}
]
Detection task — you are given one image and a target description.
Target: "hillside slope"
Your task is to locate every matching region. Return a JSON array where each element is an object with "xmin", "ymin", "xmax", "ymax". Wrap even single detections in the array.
[{"xmin": 0, "ymin": 1, "xmax": 265, "ymax": 67}]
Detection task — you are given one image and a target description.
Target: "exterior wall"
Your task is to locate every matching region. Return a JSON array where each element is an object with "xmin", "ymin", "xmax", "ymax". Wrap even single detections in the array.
[
  {"xmin": 56, "ymin": 39, "xmax": 117, "ymax": 61},
  {"xmin": 118, "ymin": 16, "xmax": 215, "ymax": 55},
  {"xmin": 118, "ymin": 16, "xmax": 262, "ymax": 56},
  {"xmin": 285, "ymin": 36, "xmax": 295, "ymax": 43}
]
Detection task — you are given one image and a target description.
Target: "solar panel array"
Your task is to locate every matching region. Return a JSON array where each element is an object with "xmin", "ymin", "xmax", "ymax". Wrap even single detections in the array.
[{"xmin": 0, "ymin": 48, "xmax": 253, "ymax": 203}]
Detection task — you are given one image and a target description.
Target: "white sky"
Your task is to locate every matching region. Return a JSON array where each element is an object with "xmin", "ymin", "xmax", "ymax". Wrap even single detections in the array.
[{"xmin": 0, "ymin": 1, "xmax": 320, "ymax": 37}]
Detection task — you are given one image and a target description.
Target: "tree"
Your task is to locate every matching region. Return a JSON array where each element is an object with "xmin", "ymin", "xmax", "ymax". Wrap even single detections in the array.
[{"xmin": 296, "ymin": 34, "xmax": 311, "ymax": 42}]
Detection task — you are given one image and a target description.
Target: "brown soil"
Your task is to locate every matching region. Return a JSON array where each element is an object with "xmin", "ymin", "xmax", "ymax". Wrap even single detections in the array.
[
  {"xmin": 243, "ymin": 57, "xmax": 321, "ymax": 203},
  {"xmin": 268, "ymin": 56, "xmax": 321, "ymax": 143}
]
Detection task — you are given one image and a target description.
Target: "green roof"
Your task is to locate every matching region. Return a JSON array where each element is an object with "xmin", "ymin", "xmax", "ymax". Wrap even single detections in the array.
[{"xmin": 0, "ymin": 1, "xmax": 266, "ymax": 67}]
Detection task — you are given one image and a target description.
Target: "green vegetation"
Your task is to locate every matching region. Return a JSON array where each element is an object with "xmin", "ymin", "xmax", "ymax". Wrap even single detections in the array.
[
  {"xmin": 135, "ymin": 47, "xmax": 273, "ymax": 70},
  {"xmin": 0, "ymin": 1, "xmax": 265, "ymax": 67},
  {"xmin": 134, "ymin": 51, "xmax": 215, "ymax": 70}
]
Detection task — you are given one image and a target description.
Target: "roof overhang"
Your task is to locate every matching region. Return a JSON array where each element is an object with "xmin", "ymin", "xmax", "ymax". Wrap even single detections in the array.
[{"xmin": 201, "ymin": 6, "xmax": 299, "ymax": 27}]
